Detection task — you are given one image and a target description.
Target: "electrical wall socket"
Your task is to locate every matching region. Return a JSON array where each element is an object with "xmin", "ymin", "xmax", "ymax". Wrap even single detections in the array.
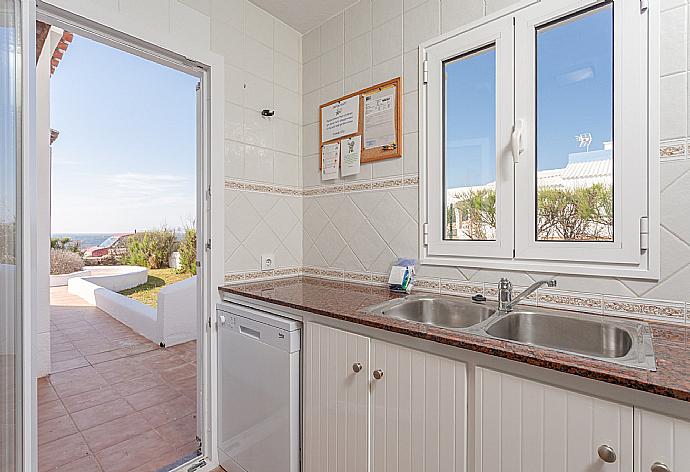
[{"xmin": 261, "ymin": 254, "xmax": 275, "ymax": 271}]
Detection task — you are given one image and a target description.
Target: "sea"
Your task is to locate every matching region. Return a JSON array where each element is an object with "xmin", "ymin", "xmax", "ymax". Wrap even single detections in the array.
[
  {"xmin": 52, "ymin": 231, "xmax": 186, "ymax": 250},
  {"xmin": 51, "ymin": 233, "xmax": 113, "ymax": 249}
]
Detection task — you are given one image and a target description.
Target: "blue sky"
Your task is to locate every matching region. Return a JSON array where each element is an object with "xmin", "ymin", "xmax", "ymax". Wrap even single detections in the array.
[
  {"xmin": 445, "ymin": 4, "xmax": 613, "ymax": 188},
  {"xmin": 50, "ymin": 34, "xmax": 198, "ymax": 234},
  {"xmin": 444, "ymin": 47, "xmax": 497, "ymax": 190}
]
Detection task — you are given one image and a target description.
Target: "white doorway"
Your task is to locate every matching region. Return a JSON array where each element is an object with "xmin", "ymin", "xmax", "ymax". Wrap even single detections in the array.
[{"xmin": 28, "ymin": 4, "xmax": 221, "ymax": 471}]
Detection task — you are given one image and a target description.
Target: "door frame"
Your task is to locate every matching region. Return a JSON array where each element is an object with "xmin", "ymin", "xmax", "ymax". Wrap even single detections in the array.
[{"xmin": 23, "ymin": 2, "xmax": 225, "ymax": 470}]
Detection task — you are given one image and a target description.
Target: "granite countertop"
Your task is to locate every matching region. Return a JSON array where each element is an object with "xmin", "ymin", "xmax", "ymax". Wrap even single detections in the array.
[{"xmin": 219, "ymin": 276, "xmax": 690, "ymax": 402}]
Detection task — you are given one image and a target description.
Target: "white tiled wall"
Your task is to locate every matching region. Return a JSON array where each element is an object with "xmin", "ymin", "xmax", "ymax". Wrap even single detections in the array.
[
  {"xmin": 213, "ymin": 3, "xmax": 302, "ymax": 189},
  {"xmin": 659, "ymin": 0, "xmax": 690, "ymax": 160},
  {"xmin": 224, "ymin": 189, "xmax": 303, "ymax": 272},
  {"xmin": 298, "ymin": 0, "xmax": 690, "ymax": 319},
  {"xmin": 203, "ymin": 0, "xmax": 304, "ymax": 274}
]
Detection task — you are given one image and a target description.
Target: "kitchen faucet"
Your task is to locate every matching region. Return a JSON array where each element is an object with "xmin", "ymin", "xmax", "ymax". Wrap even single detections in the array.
[{"xmin": 497, "ymin": 277, "xmax": 557, "ymax": 312}]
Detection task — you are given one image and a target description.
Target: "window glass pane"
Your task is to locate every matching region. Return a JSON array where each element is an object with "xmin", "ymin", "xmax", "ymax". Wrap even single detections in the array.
[
  {"xmin": 536, "ymin": 3, "xmax": 613, "ymax": 242},
  {"xmin": 444, "ymin": 46, "xmax": 497, "ymax": 241},
  {"xmin": 1, "ymin": 0, "xmax": 21, "ymax": 469}
]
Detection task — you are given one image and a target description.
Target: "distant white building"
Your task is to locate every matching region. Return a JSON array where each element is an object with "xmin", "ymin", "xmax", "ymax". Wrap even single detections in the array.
[
  {"xmin": 447, "ymin": 145, "xmax": 613, "ymax": 205},
  {"xmin": 446, "ymin": 145, "xmax": 613, "ymax": 240}
]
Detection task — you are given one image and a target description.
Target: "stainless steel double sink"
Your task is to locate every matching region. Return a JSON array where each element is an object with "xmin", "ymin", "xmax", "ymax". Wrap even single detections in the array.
[{"xmin": 366, "ymin": 295, "xmax": 656, "ymax": 371}]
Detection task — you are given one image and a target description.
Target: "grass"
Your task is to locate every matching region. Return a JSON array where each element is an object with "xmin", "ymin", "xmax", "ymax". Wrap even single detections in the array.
[{"xmin": 119, "ymin": 268, "xmax": 192, "ymax": 308}]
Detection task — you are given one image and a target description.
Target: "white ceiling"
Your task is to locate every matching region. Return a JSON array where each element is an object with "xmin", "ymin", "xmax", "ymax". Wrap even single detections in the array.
[{"xmin": 250, "ymin": 0, "xmax": 358, "ymax": 34}]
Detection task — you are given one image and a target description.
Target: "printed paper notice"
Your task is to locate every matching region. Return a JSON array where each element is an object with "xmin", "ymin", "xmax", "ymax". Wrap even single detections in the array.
[
  {"xmin": 321, "ymin": 142, "xmax": 340, "ymax": 181},
  {"xmin": 322, "ymin": 95, "xmax": 359, "ymax": 142},
  {"xmin": 341, "ymin": 136, "xmax": 361, "ymax": 177},
  {"xmin": 363, "ymin": 86, "xmax": 396, "ymax": 149}
]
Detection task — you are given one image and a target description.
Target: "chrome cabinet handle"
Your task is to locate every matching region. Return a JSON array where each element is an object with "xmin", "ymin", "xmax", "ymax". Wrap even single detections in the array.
[
  {"xmin": 352, "ymin": 363, "xmax": 362, "ymax": 373},
  {"xmin": 597, "ymin": 445, "xmax": 617, "ymax": 463},
  {"xmin": 373, "ymin": 369, "xmax": 384, "ymax": 380},
  {"xmin": 651, "ymin": 462, "xmax": 671, "ymax": 472}
]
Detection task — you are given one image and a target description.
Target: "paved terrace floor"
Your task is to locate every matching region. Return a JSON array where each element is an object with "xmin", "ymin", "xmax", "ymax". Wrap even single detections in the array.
[{"xmin": 38, "ymin": 287, "xmax": 198, "ymax": 472}]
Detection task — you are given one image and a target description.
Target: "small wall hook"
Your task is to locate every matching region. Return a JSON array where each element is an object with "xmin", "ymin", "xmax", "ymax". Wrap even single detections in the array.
[{"xmin": 261, "ymin": 109, "xmax": 275, "ymax": 117}]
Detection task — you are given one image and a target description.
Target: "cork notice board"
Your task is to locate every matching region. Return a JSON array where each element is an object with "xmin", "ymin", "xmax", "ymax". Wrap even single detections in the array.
[{"xmin": 319, "ymin": 77, "xmax": 402, "ymax": 167}]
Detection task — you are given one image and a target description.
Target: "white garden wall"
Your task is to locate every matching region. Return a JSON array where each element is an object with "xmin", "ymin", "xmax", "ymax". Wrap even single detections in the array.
[
  {"xmin": 49, "ymin": 269, "xmax": 90, "ymax": 287},
  {"xmin": 157, "ymin": 275, "xmax": 198, "ymax": 347},
  {"xmin": 78, "ymin": 265, "xmax": 148, "ymax": 292},
  {"xmin": 68, "ymin": 271, "xmax": 197, "ymax": 347}
]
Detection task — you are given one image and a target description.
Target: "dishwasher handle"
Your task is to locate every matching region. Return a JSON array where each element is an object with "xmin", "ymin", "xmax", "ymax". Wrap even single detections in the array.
[{"xmin": 239, "ymin": 324, "xmax": 262, "ymax": 340}]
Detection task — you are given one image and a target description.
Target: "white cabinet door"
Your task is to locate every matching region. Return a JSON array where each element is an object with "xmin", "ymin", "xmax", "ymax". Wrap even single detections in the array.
[
  {"xmin": 635, "ymin": 409, "xmax": 690, "ymax": 472},
  {"xmin": 475, "ymin": 368, "xmax": 633, "ymax": 472},
  {"xmin": 303, "ymin": 322, "xmax": 369, "ymax": 472},
  {"xmin": 371, "ymin": 339, "xmax": 468, "ymax": 472}
]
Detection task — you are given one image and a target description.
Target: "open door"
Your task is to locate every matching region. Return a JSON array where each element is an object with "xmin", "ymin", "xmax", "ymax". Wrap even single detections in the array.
[
  {"xmin": 31, "ymin": 5, "xmax": 213, "ymax": 470},
  {"xmin": 195, "ymin": 64, "xmax": 214, "ymax": 469},
  {"xmin": 195, "ymin": 78, "xmax": 204, "ymax": 457}
]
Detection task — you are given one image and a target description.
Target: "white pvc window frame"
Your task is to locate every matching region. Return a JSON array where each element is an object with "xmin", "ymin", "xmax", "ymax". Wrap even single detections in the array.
[
  {"xmin": 418, "ymin": 0, "xmax": 660, "ymax": 279},
  {"xmin": 514, "ymin": 0, "xmax": 646, "ymax": 265},
  {"xmin": 426, "ymin": 16, "xmax": 515, "ymax": 260}
]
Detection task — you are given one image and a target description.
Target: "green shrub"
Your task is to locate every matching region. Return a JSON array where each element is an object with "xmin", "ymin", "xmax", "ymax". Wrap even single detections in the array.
[
  {"xmin": 449, "ymin": 188, "xmax": 497, "ymax": 240},
  {"xmin": 51, "ymin": 237, "xmax": 81, "ymax": 253},
  {"xmin": 448, "ymin": 185, "xmax": 613, "ymax": 241},
  {"xmin": 178, "ymin": 227, "xmax": 197, "ymax": 275},
  {"xmin": 50, "ymin": 249, "xmax": 84, "ymax": 275},
  {"xmin": 121, "ymin": 228, "xmax": 176, "ymax": 269},
  {"xmin": 536, "ymin": 184, "xmax": 613, "ymax": 241}
]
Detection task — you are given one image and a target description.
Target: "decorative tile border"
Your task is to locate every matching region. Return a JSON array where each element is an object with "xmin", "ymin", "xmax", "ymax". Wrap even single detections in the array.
[
  {"xmin": 302, "ymin": 184, "xmax": 345, "ymax": 197},
  {"xmin": 302, "ymin": 266, "xmax": 344, "ymax": 280},
  {"xmin": 603, "ymin": 296, "xmax": 685, "ymax": 323},
  {"xmin": 224, "ymin": 270, "xmax": 265, "ymax": 283},
  {"xmin": 659, "ymin": 141, "xmax": 687, "ymax": 160},
  {"xmin": 343, "ymin": 181, "xmax": 372, "ymax": 193},
  {"xmin": 414, "ymin": 277, "xmax": 441, "ymax": 293},
  {"xmin": 440, "ymin": 279, "xmax": 484, "ymax": 298},
  {"xmin": 223, "ymin": 268, "xmax": 687, "ymax": 326},
  {"xmin": 305, "ymin": 175, "xmax": 419, "ymax": 196},
  {"xmin": 224, "ymin": 266, "xmax": 302, "ymax": 284},
  {"xmin": 402, "ymin": 176, "xmax": 420, "ymax": 186},
  {"xmin": 225, "ymin": 179, "xmax": 302, "ymax": 196},
  {"xmin": 343, "ymin": 271, "xmax": 372, "ymax": 283},
  {"xmin": 538, "ymin": 289, "xmax": 602, "ymax": 314},
  {"xmin": 225, "ymin": 175, "xmax": 419, "ymax": 197},
  {"xmin": 370, "ymin": 273, "xmax": 389, "ymax": 286},
  {"xmin": 274, "ymin": 267, "xmax": 302, "ymax": 277}
]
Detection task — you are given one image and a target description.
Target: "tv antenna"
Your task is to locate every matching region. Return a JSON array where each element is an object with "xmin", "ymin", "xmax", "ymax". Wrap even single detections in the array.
[{"xmin": 575, "ymin": 133, "xmax": 592, "ymax": 152}]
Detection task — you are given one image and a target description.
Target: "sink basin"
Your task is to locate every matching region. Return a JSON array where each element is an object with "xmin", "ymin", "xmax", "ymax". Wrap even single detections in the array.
[
  {"xmin": 481, "ymin": 309, "xmax": 656, "ymax": 370},
  {"xmin": 485, "ymin": 310, "xmax": 633, "ymax": 358},
  {"xmin": 368, "ymin": 296, "xmax": 496, "ymax": 329},
  {"xmin": 366, "ymin": 295, "xmax": 655, "ymax": 370}
]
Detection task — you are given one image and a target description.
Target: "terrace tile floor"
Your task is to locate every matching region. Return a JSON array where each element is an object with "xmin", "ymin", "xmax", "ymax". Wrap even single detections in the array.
[{"xmin": 39, "ymin": 287, "xmax": 199, "ymax": 472}]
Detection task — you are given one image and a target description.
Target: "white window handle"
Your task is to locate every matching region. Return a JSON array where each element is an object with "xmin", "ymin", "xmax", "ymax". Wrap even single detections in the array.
[{"xmin": 512, "ymin": 119, "xmax": 525, "ymax": 164}]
